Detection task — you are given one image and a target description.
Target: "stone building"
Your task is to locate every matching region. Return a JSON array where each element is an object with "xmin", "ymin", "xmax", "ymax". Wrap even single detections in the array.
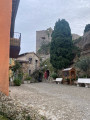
[
  {"xmin": 36, "ymin": 28, "xmax": 53, "ymax": 52},
  {"xmin": 16, "ymin": 52, "xmax": 40, "ymax": 76},
  {"xmin": 36, "ymin": 28, "xmax": 53, "ymax": 61}
]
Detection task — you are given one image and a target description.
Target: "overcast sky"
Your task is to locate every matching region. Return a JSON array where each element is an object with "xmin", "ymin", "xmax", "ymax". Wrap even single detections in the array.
[{"xmin": 15, "ymin": 0, "xmax": 90, "ymax": 54}]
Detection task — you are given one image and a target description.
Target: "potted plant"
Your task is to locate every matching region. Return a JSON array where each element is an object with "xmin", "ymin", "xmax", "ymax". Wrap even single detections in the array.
[
  {"xmin": 24, "ymin": 74, "xmax": 32, "ymax": 84},
  {"xmin": 26, "ymin": 76, "xmax": 32, "ymax": 83}
]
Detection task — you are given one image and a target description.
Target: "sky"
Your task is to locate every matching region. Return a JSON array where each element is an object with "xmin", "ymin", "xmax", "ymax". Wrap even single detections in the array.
[{"xmin": 15, "ymin": 0, "xmax": 90, "ymax": 54}]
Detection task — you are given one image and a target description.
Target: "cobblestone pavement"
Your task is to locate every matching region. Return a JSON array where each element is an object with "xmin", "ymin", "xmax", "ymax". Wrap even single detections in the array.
[{"xmin": 10, "ymin": 83, "xmax": 90, "ymax": 120}]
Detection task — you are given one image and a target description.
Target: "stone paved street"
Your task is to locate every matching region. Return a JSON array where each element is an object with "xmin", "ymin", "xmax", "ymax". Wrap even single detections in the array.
[{"xmin": 10, "ymin": 83, "xmax": 90, "ymax": 120}]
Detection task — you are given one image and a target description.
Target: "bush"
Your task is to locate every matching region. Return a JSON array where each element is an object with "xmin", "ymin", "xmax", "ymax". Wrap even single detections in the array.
[
  {"xmin": 76, "ymin": 57, "xmax": 90, "ymax": 77},
  {"xmin": 40, "ymin": 58, "xmax": 54, "ymax": 73},
  {"xmin": 25, "ymin": 76, "xmax": 32, "ymax": 80},
  {"xmin": 31, "ymin": 70, "xmax": 43, "ymax": 82},
  {"xmin": 51, "ymin": 73, "xmax": 58, "ymax": 79},
  {"xmin": 14, "ymin": 78, "xmax": 22, "ymax": 86},
  {"xmin": 11, "ymin": 61, "xmax": 23, "ymax": 81}
]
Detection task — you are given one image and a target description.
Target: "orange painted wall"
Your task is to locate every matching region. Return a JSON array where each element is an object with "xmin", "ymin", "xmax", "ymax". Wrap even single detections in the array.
[{"xmin": 0, "ymin": 0, "xmax": 12, "ymax": 95}]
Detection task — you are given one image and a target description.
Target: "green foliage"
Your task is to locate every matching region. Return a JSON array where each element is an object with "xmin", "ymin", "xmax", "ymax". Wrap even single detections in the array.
[
  {"xmin": 26, "ymin": 77, "xmax": 31, "ymax": 80},
  {"xmin": 51, "ymin": 73, "xmax": 58, "ymax": 79},
  {"xmin": 72, "ymin": 46, "xmax": 81, "ymax": 57},
  {"xmin": 50, "ymin": 19, "xmax": 75, "ymax": 69},
  {"xmin": 79, "ymin": 74, "xmax": 87, "ymax": 78},
  {"xmin": 11, "ymin": 61, "xmax": 23, "ymax": 80},
  {"xmin": 73, "ymin": 37, "xmax": 81, "ymax": 57},
  {"xmin": 11, "ymin": 61, "xmax": 21, "ymax": 73},
  {"xmin": 14, "ymin": 78, "xmax": 22, "ymax": 86},
  {"xmin": 31, "ymin": 70, "xmax": 43, "ymax": 82},
  {"xmin": 25, "ymin": 75, "xmax": 32, "ymax": 80},
  {"xmin": 73, "ymin": 37, "xmax": 82, "ymax": 44},
  {"xmin": 26, "ymin": 116, "xmax": 32, "ymax": 120},
  {"xmin": 40, "ymin": 58, "xmax": 54, "ymax": 73},
  {"xmin": 0, "ymin": 115, "xmax": 9, "ymax": 120},
  {"xmin": 37, "ymin": 42, "xmax": 50, "ymax": 55},
  {"xmin": 84, "ymin": 24, "xmax": 90, "ymax": 33},
  {"xmin": 76, "ymin": 57, "xmax": 90, "ymax": 77}
]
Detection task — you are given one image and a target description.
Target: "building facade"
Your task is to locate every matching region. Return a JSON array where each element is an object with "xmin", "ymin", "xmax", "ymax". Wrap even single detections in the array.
[
  {"xmin": 0, "ymin": 0, "xmax": 20, "ymax": 95},
  {"xmin": 0, "ymin": 0, "xmax": 12, "ymax": 95},
  {"xmin": 16, "ymin": 52, "xmax": 40, "ymax": 76},
  {"xmin": 36, "ymin": 28, "xmax": 53, "ymax": 61},
  {"xmin": 36, "ymin": 28, "xmax": 53, "ymax": 52}
]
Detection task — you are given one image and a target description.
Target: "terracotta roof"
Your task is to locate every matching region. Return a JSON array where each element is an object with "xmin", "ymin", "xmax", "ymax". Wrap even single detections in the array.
[
  {"xmin": 18, "ymin": 52, "xmax": 39, "ymax": 58},
  {"xmin": 16, "ymin": 59, "xmax": 29, "ymax": 63}
]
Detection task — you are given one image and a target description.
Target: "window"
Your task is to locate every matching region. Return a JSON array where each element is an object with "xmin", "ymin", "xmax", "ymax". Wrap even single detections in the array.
[
  {"xmin": 41, "ymin": 37, "xmax": 45, "ymax": 39},
  {"xmin": 35, "ymin": 60, "xmax": 38, "ymax": 69},
  {"xmin": 28, "ymin": 58, "xmax": 32, "ymax": 64},
  {"xmin": 29, "ymin": 70, "xmax": 31, "ymax": 76}
]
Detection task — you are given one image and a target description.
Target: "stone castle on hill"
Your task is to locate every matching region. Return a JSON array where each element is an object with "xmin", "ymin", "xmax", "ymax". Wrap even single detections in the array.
[
  {"xmin": 36, "ymin": 28, "xmax": 53, "ymax": 61},
  {"xmin": 36, "ymin": 28, "xmax": 80, "ymax": 53},
  {"xmin": 36, "ymin": 28, "xmax": 53, "ymax": 52},
  {"xmin": 36, "ymin": 27, "xmax": 90, "ymax": 61}
]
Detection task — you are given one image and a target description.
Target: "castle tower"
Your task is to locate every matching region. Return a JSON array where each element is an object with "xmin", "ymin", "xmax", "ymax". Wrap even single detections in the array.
[{"xmin": 36, "ymin": 28, "xmax": 53, "ymax": 53}]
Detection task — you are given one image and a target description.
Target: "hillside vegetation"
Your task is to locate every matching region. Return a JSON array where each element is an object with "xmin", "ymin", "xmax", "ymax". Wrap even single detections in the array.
[{"xmin": 37, "ymin": 42, "xmax": 50, "ymax": 55}]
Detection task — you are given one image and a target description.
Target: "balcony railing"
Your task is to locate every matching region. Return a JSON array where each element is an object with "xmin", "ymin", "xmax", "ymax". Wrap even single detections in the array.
[
  {"xmin": 10, "ymin": 32, "xmax": 21, "ymax": 58},
  {"xmin": 10, "ymin": 32, "xmax": 21, "ymax": 46}
]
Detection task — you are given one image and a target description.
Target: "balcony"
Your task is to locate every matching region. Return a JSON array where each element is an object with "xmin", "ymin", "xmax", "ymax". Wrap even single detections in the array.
[{"xmin": 10, "ymin": 32, "xmax": 21, "ymax": 58}]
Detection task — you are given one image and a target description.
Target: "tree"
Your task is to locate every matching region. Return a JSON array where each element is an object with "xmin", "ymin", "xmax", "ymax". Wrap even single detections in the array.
[
  {"xmin": 84, "ymin": 24, "xmax": 90, "ymax": 33},
  {"xmin": 76, "ymin": 57, "xmax": 90, "ymax": 77},
  {"xmin": 50, "ymin": 19, "xmax": 75, "ymax": 69}
]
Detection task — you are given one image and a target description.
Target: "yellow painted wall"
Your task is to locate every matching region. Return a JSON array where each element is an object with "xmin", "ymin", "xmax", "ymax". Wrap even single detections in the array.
[{"xmin": 9, "ymin": 58, "xmax": 15, "ymax": 78}]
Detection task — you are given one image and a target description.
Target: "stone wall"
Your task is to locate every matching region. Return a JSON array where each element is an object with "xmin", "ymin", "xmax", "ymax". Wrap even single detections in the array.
[
  {"xmin": 17, "ymin": 52, "xmax": 40, "ymax": 75},
  {"xmin": 0, "ymin": 92, "xmax": 47, "ymax": 120},
  {"xmin": 36, "ymin": 28, "xmax": 53, "ymax": 52},
  {"xmin": 36, "ymin": 28, "xmax": 53, "ymax": 61},
  {"xmin": 40, "ymin": 54, "xmax": 50, "ymax": 62}
]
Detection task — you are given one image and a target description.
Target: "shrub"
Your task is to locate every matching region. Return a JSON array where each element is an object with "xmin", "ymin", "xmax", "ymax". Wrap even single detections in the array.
[
  {"xmin": 76, "ymin": 57, "xmax": 90, "ymax": 77},
  {"xmin": 26, "ymin": 116, "xmax": 31, "ymax": 120},
  {"xmin": 25, "ymin": 76, "xmax": 32, "ymax": 80},
  {"xmin": 37, "ymin": 42, "xmax": 51, "ymax": 55},
  {"xmin": 14, "ymin": 78, "xmax": 22, "ymax": 86},
  {"xmin": 11, "ymin": 61, "xmax": 23, "ymax": 80},
  {"xmin": 40, "ymin": 58, "xmax": 54, "ymax": 73},
  {"xmin": 31, "ymin": 70, "xmax": 43, "ymax": 82},
  {"xmin": 51, "ymin": 73, "xmax": 58, "ymax": 79}
]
